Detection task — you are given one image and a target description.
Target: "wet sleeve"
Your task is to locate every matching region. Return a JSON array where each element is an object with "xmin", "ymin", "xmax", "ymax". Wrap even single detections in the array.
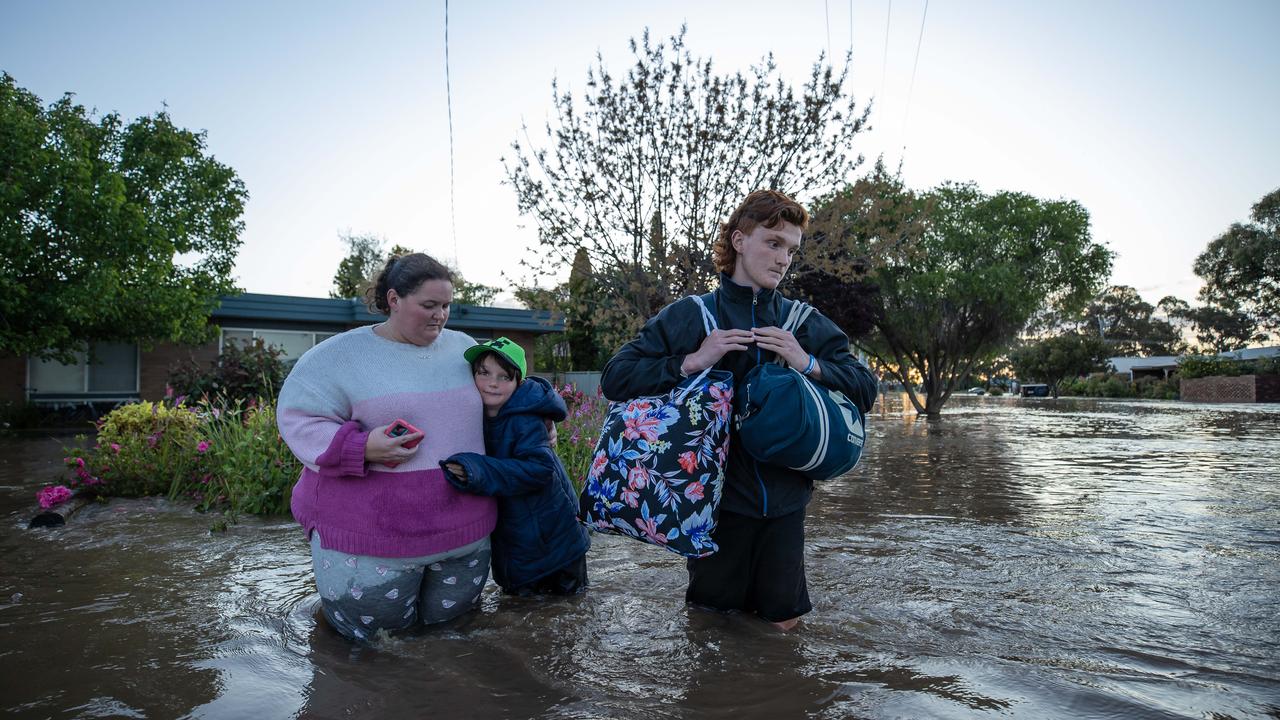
[
  {"xmin": 599, "ymin": 298, "xmax": 703, "ymax": 401},
  {"xmin": 798, "ymin": 311, "xmax": 880, "ymax": 414}
]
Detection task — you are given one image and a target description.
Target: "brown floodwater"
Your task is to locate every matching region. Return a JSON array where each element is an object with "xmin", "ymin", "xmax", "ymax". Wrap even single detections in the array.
[{"xmin": 1, "ymin": 394, "xmax": 1278, "ymax": 719}]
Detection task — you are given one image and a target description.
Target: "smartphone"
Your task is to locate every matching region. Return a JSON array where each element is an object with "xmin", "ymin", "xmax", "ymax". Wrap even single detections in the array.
[
  {"xmin": 383, "ymin": 419, "xmax": 422, "ymax": 468},
  {"xmin": 385, "ymin": 418, "xmax": 423, "ymax": 449}
]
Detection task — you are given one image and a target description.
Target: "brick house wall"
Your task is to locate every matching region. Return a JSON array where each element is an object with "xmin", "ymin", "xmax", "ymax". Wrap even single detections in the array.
[
  {"xmin": 0, "ymin": 354, "xmax": 25, "ymax": 403},
  {"xmin": 1181, "ymin": 375, "xmax": 1280, "ymax": 403},
  {"xmin": 139, "ymin": 340, "xmax": 220, "ymax": 401}
]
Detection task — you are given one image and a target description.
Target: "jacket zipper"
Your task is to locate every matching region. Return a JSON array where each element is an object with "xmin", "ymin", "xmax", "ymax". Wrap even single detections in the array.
[{"xmin": 751, "ymin": 291, "xmax": 767, "ymax": 517}]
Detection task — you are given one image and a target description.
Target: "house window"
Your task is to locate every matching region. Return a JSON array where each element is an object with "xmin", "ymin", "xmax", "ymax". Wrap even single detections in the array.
[
  {"xmin": 220, "ymin": 328, "xmax": 335, "ymax": 361},
  {"xmin": 27, "ymin": 342, "xmax": 140, "ymax": 397}
]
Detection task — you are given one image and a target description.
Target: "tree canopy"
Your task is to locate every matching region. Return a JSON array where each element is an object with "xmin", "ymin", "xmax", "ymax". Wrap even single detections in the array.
[
  {"xmin": 1079, "ymin": 285, "xmax": 1185, "ymax": 356},
  {"xmin": 330, "ymin": 232, "xmax": 385, "ymax": 299},
  {"xmin": 330, "ymin": 237, "xmax": 500, "ymax": 307},
  {"xmin": 1009, "ymin": 332, "xmax": 1109, "ymax": 398},
  {"xmin": 1190, "ymin": 187, "xmax": 1279, "ymax": 340},
  {"xmin": 0, "ymin": 73, "xmax": 247, "ymax": 362},
  {"xmin": 791, "ymin": 173, "xmax": 1113, "ymax": 416},
  {"xmin": 505, "ymin": 26, "xmax": 869, "ymax": 346}
]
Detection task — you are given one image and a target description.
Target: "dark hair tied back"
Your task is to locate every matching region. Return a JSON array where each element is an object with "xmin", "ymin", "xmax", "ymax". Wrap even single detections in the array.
[{"xmin": 365, "ymin": 253, "xmax": 454, "ymax": 314}]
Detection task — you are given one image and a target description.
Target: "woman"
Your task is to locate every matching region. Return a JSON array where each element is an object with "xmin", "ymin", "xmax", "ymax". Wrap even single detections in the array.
[{"xmin": 277, "ymin": 253, "xmax": 495, "ymax": 641}]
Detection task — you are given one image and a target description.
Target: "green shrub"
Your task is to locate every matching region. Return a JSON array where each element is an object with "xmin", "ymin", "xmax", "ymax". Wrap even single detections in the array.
[
  {"xmin": 987, "ymin": 386, "xmax": 1004, "ymax": 396},
  {"xmin": 58, "ymin": 397, "xmax": 299, "ymax": 517},
  {"xmin": 195, "ymin": 399, "xmax": 300, "ymax": 515},
  {"xmin": 168, "ymin": 338, "xmax": 289, "ymax": 405},
  {"xmin": 69, "ymin": 401, "xmax": 206, "ymax": 497}
]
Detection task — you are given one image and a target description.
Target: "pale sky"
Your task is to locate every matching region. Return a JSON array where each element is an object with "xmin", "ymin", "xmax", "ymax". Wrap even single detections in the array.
[{"xmin": 3, "ymin": 0, "xmax": 1277, "ymax": 307}]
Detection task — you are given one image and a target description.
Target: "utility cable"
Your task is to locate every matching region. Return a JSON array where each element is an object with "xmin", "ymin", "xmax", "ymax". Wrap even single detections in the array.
[
  {"xmin": 444, "ymin": 0, "xmax": 458, "ymax": 263},
  {"xmin": 880, "ymin": 0, "xmax": 892, "ymax": 112},
  {"xmin": 901, "ymin": 0, "xmax": 928, "ymax": 149},
  {"xmin": 825, "ymin": 0, "xmax": 832, "ymax": 62}
]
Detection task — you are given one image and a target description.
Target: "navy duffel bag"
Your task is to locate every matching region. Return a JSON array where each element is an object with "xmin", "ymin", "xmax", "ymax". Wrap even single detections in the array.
[{"xmin": 734, "ymin": 301, "xmax": 866, "ymax": 481}]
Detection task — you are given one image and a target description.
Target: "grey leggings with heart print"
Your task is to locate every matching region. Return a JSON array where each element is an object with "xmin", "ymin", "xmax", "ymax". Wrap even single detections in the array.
[{"xmin": 310, "ymin": 531, "xmax": 491, "ymax": 641}]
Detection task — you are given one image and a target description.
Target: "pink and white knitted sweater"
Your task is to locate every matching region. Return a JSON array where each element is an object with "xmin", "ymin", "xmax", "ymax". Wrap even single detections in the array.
[{"xmin": 277, "ymin": 325, "xmax": 496, "ymax": 557}]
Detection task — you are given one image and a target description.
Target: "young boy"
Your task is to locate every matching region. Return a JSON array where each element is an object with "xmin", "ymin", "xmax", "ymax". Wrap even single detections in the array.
[{"xmin": 442, "ymin": 337, "xmax": 590, "ymax": 595}]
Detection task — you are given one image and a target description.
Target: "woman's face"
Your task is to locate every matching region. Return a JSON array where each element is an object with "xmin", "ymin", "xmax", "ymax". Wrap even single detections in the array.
[{"xmin": 387, "ymin": 279, "xmax": 453, "ymax": 346}]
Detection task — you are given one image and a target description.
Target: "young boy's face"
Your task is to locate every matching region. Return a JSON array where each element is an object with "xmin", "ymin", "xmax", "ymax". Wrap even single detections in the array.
[{"xmin": 474, "ymin": 354, "xmax": 519, "ymax": 417}]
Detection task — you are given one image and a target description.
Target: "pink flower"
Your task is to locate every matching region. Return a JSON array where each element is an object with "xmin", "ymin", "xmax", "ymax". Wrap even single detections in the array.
[
  {"xmin": 627, "ymin": 464, "xmax": 650, "ymax": 490},
  {"xmin": 622, "ymin": 413, "xmax": 661, "ymax": 443},
  {"xmin": 620, "ymin": 486, "xmax": 640, "ymax": 508},
  {"xmin": 196, "ymin": 441, "xmax": 210, "ymax": 454},
  {"xmin": 678, "ymin": 451, "xmax": 698, "ymax": 475},
  {"xmin": 684, "ymin": 482, "xmax": 705, "ymax": 502},
  {"xmin": 110, "ymin": 443, "xmax": 121, "ymax": 453},
  {"xmin": 37, "ymin": 485, "xmax": 73, "ymax": 509},
  {"xmin": 589, "ymin": 451, "xmax": 608, "ymax": 480}
]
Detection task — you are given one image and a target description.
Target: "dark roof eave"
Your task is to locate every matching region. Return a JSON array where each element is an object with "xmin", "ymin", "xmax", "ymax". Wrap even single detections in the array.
[{"xmin": 211, "ymin": 293, "xmax": 564, "ymax": 333}]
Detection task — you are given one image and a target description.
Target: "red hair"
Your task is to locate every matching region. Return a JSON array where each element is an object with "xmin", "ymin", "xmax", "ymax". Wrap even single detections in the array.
[{"xmin": 712, "ymin": 190, "xmax": 809, "ymax": 274}]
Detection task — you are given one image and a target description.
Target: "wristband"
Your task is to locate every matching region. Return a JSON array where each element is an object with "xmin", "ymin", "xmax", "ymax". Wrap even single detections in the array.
[{"xmin": 801, "ymin": 354, "xmax": 816, "ymax": 376}]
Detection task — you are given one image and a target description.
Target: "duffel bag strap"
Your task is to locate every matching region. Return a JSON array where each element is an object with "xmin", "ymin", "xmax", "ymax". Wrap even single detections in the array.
[{"xmin": 771, "ymin": 299, "xmax": 816, "ymax": 367}]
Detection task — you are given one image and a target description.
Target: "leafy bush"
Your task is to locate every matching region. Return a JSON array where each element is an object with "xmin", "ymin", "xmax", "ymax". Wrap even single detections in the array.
[
  {"xmin": 554, "ymin": 383, "xmax": 608, "ymax": 493},
  {"xmin": 1058, "ymin": 373, "xmax": 1178, "ymax": 400},
  {"xmin": 986, "ymin": 386, "xmax": 1004, "ymax": 396},
  {"xmin": 194, "ymin": 399, "xmax": 301, "ymax": 515},
  {"xmin": 1178, "ymin": 355, "xmax": 1279, "ymax": 379},
  {"xmin": 54, "ymin": 397, "xmax": 299, "ymax": 518},
  {"xmin": 168, "ymin": 338, "xmax": 289, "ymax": 404},
  {"xmin": 70, "ymin": 401, "xmax": 205, "ymax": 497}
]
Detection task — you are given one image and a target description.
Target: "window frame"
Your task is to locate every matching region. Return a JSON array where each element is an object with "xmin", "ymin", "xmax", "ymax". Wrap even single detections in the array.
[{"xmin": 25, "ymin": 343, "xmax": 141, "ymax": 402}]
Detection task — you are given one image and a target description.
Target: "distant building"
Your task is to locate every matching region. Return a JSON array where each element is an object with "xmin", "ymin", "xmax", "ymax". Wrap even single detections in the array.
[
  {"xmin": 1107, "ymin": 345, "xmax": 1280, "ymax": 381},
  {"xmin": 3, "ymin": 293, "xmax": 563, "ymax": 406}
]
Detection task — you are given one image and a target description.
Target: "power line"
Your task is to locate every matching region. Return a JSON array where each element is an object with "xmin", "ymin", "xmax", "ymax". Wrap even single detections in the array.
[
  {"xmin": 879, "ymin": 0, "xmax": 892, "ymax": 110},
  {"xmin": 824, "ymin": 0, "xmax": 832, "ymax": 61},
  {"xmin": 901, "ymin": 0, "xmax": 928, "ymax": 143},
  {"xmin": 444, "ymin": 0, "xmax": 458, "ymax": 263}
]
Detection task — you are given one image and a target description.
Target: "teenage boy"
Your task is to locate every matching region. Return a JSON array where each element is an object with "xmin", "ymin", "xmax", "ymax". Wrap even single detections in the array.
[{"xmin": 599, "ymin": 189, "xmax": 878, "ymax": 630}]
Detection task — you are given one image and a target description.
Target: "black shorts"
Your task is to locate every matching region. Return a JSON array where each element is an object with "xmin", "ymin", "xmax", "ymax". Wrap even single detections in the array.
[{"xmin": 685, "ymin": 507, "xmax": 811, "ymax": 623}]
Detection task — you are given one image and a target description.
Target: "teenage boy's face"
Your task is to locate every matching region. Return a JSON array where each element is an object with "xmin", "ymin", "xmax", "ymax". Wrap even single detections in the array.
[
  {"xmin": 474, "ymin": 354, "xmax": 519, "ymax": 417},
  {"xmin": 730, "ymin": 221, "xmax": 802, "ymax": 291}
]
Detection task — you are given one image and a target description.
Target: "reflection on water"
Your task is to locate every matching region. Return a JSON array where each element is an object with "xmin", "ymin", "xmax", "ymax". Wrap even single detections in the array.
[{"xmin": 2, "ymin": 396, "xmax": 1278, "ymax": 719}]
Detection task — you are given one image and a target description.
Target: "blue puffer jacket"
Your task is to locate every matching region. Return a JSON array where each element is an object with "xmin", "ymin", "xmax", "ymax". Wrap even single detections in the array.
[{"xmin": 442, "ymin": 376, "xmax": 590, "ymax": 590}]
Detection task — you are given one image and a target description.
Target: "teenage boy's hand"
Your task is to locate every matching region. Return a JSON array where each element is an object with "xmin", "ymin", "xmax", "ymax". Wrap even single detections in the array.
[
  {"xmin": 544, "ymin": 418, "xmax": 558, "ymax": 446},
  {"xmin": 752, "ymin": 326, "xmax": 822, "ymax": 380},
  {"xmin": 365, "ymin": 423, "xmax": 424, "ymax": 465},
  {"xmin": 681, "ymin": 329, "xmax": 755, "ymax": 376}
]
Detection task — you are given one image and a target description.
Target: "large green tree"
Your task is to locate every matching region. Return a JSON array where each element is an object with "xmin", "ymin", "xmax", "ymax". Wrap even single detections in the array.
[
  {"xmin": 1009, "ymin": 332, "xmax": 1109, "ymax": 398},
  {"xmin": 1079, "ymin": 285, "xmax": 1185, "ymax": 356},
  {"xmin": 505, "ymin": 27, "xmax": 869, "ymax": 341},
  {"xmin": 330, "ymin": 232, "xmax": 386, "ymax": 299},
  {"xmin": 792, "ymin": 176, "xmax": 1113, "ymax": 417},
  {"xmin": 0, "ymin": 74, "xmax": 247, "ymax": 362},
  {"xmin": 1190, "ymin": 187, "xmax": 1279, "ymax": 339}
]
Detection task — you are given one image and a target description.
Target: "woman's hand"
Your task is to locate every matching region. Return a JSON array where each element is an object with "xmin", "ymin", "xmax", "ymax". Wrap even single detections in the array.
[
  {"xmin": 680, "ymin": 329, "xmax": 755, "ymax": 376},
  {"xmin": 365, "ymin": 424, "xmax": 425, "ymax": 465}
]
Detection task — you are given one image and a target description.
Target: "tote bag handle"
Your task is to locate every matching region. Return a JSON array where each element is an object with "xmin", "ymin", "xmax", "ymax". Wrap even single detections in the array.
[{"xmin": 673, "ymin": 295, "xmax": 720, "ymax": 404}]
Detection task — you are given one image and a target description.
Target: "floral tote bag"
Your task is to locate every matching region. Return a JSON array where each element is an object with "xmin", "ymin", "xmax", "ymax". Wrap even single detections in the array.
[{"xmin": 578, "ymin": 295, "xmax": 733, "ymax": 558}]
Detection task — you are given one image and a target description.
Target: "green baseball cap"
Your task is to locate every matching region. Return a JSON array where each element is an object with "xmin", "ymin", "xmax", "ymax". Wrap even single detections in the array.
[{"xmin": 463, "ymin": 336, "xmax": 527, "ymax": 379}]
